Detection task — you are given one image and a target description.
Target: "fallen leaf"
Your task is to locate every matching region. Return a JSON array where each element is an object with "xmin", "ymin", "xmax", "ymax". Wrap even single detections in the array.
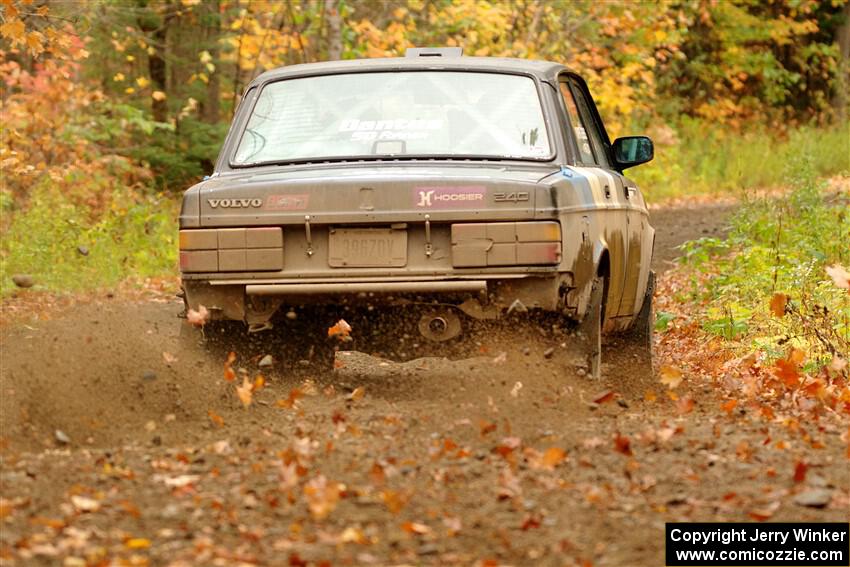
[
  {"xmin": 592, "ymin": 389, "xmax": 616, "ymax": 404},
  {"xmin": 327, "ymin": 319, "xmax": 352, "ymax": 341},
  {"xmin": 401, "ymin": 521, "xmax": 431, "ymax": 535},
  {"xmin": 510, "ymin": 381, "xmax": 523, "ymax": 397},
  {"xmin": 253, "ymin": 374, "xmax": 265, "ymax": 391},
  {"xmin": 721, "ymin": 399, "xmax": 738, "ymax": 414},
  {"xmin": 223, "ymin": 351, "xmax": 237, "ymax": 382},
  {"xmin": 70, "ymin": 495, "xmax": 100, "ymax": 513},
  {"xmin": 340, "ymin": 526, "xmax": 368, "ymax": 544},
  {"xmin": 236, "ymin": 376, "xmax": 253, "ymax": 407},
  {"xmin": 613, "ymin": 433, "xmax": 632, "ymax": 456},
  {"xmin": 748, "ymin": 501, "xmax": 779, "ymax": 521},
  {"xmin": 304, "ymin": 475, "xmax": 341, "ymax": 520},
  {"xmin": 676, "ymin": 396, "xmax": 695, "ymax": 415},
  {"xmin": 186, "ymin": 305, "xmax": 209, "ymax": 327},
  {"xmin": 659, "ymin": 365, "xmax": 683, "ymax": 389},
  {"xmin": 793, "ymin": 460, "xmax": 808, "ymax": 483},
  {"xmin": 479, "ymin": 420, "xmax": 497, "ymax": 436},
  {"xmin": 162, "ymin": 351, "xmax": 177, "ymax": 365},
  {"xmin": 380, "ymin": 490, "xmax": 407, "ymax": 514},
  {"xmin": 826, "ymin": 264, "xmax": 850, "ymax": 291},
  {"xmin": 541, "ymin": 447, "xmax": 567, "ymax": 469},
  {"xmin": 208, "ymin": 410, "xmax": 224, "ymax": 427},
  {"xmin": 348, "ymin": 386, "xmax": 365, "ymax": 402},
  {"xmin": 125, "ymin": 538, "xmax": 151, "ymax": 550},
  {"xmin": 769, "ymin": 293, "xmax": 788, "ymax": 317},
  {"xmin": 276, "ymin": 388, "xmax": 303, "ymax": 409}
]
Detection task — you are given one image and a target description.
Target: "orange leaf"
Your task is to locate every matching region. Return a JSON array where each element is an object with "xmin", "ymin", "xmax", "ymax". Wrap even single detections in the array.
[
  {"xmin": 769, "ymin": 293, "xmax": 788, "ymax": 317},
  {"xmin": 721, "ymin": 399, "xmax": 738, "ymax": 414},
  {"xmin": 348, "ymin": 386, "xmax": 365, "ymax": 401},
  {"xmin": 401, "ymin": 521, "xmax": 430, "ymax": 535},
  {"xmin": 541, "ymin": 447, "xmax": 567, "ymax": 469},
  {"xmin": 775, "ymin": 358, "xmax": 801, "ymax": 388},
  {"xmin": 208, "ymin": 410, "xmax": 224, "ymax": 427},
  {"xmin": 380, "ymin": 490, "xmax": 407, "ymax": 514},
  {"xmin": 613, "ymin": 433, "xmax": 632, "ymax": 456},
  {"xmin": 793, "ymin": 461, "xmax": 808, "ymax": 483},
  {"xmin": 327, "ymin": 319, "xmax": 352, "ymax": 340},
  {"xmin": 253, "ymin": 375, "xmax": 265, "ymax": 391}
]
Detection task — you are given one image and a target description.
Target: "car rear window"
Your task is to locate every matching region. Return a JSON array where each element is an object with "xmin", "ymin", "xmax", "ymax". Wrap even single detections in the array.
[{"xmin": 232, "ymin": 71, "xmax": 551, "ymax": 165}]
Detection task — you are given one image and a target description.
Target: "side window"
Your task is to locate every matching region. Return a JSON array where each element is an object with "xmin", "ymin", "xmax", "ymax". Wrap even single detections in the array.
[
  {"xmin": 569, "ymin": 79, "xmax": 610, "ymax": 167},
  {"xmin": 559, "ymin": 82, "xmax": 595, "ymax": 164}
]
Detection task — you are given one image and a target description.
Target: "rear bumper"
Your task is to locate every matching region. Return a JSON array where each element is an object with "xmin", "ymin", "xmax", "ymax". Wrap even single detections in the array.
[
  {"xmin": 246, "ymin": 280, "xmax": 486, "ymax": 296},
  {"xmin": 182, "ymin": 272, "xmax": 569, "ymax": 324}
]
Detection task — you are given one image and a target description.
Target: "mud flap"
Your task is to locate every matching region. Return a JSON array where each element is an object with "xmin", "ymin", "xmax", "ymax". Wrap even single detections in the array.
[
  {"xmin": 621, "ymin": 270, "xmax": 655, "ymax": 372},
  {"xmin": 577, "ymin": 275, "xmax": 603, "ymax": 379}
]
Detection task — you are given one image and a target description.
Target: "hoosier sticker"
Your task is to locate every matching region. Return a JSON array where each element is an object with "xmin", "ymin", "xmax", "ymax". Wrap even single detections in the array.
[{"xmin": 413, "ymin": 186, "xmax": 486, "ymax": 208}]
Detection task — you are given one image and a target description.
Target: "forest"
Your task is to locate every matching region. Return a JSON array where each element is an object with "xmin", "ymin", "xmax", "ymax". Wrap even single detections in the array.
[
  {"xmin": 1, "ymin": 0, "xmax": 848, "ymax": 294},
  {"xmin": 1, "ymin": 1, "xmax": 849, "ymax": 566}
]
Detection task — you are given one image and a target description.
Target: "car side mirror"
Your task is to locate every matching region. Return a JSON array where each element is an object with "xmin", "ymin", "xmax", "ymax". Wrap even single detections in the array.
[{"xmin": 612, "ymin": 136, "xmax": 654, "ymax": 170}]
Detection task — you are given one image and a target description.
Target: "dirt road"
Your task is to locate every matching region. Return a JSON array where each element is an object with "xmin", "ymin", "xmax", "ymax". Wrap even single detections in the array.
[{"xmin": 2, "ymin": 203, "xmax": 848, "ymax": 566}]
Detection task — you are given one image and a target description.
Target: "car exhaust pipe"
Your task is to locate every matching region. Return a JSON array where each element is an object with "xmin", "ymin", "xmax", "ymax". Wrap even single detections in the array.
[{"xmin": 418, "ymin": 309, "xmax": 462, "ymax": 342}]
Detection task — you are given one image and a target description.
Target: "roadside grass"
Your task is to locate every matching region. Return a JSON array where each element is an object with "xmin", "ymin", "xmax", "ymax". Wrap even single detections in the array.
[
  {"xmin": 654, "ymin": 163, "xmax": 849, "ymax": 417},
  {"xmin": 633, "ymin": 123, "xmax": 850, "ymax": 202},
  {"xmin": 0, "ymin": 185, "xmax": 177, "ymax": 297}
]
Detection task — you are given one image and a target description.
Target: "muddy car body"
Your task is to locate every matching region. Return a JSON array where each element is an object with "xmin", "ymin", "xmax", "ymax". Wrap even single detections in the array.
[{"xmin": 179, "ymin": 50, "xmax": 655, "ymax": 373}]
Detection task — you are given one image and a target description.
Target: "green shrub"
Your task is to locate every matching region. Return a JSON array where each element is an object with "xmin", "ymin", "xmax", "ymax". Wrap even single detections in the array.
[
  {"xmin": 0, "ymin": 184, "xmax": 177, "ymax": 296},
  {"xmin": 680, "ymin": 161, "xmax": 850, "ymax": 362},
  {"xmin": 632, "ymin": 122, "xmax": 850, "ymax": 202}
]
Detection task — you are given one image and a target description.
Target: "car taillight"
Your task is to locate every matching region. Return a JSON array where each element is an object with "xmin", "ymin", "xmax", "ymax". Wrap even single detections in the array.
[
  {"xmin": 179, "ymin": 227, "xmax": 283, "ymax": 272},
  {"xmin": 451, "ymin": 221, "xmax": 562, "ymax": 267}
]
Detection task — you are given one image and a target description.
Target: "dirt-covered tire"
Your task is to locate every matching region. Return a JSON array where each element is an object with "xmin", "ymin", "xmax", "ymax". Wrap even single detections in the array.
[
  {"xmin": 577, "ymin": 275, "xmax": 604, "ymax": 379},
  {"xmin": 621, "ymin": 270, "xmax": 655, "ymax": 371}
]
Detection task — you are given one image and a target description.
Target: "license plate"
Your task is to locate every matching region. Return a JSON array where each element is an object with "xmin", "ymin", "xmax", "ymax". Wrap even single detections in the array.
[{"xmin": 328, "ymin": 228, "xmax": 407, "ymax": 267}]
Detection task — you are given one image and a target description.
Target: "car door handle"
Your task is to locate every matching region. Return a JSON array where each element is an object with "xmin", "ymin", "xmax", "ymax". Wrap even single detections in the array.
[
  {"xmin": 604, "ymin": 184, "xmax": 611, "ymax": 199},
  {"xmin": 625, "ymin": 186, "xmax": 637, "ymax": 199}
]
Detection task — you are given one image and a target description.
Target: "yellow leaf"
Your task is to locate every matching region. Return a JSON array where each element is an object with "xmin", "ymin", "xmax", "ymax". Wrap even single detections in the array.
[
  {"xmin": 659, "ymin": 365, "xmax": 683, "ymax": 389},
  {"xmin": 124, "ymin": 87, "xmax": 136, "ymax": 94},
  {"xmin": 0, "ymin": 19, "xmax": 25, "ymax": 42},
  {"xmin": 136, "ymin": 76, "xmax": 150, "ymax": 88},
  {"xmin": 349, "ymin": 386, "xmax": 365, "ymax": 402},
  {"xmin": 125, "ymin": 538, "xmax": 151, "ymax": 549},
  {"xmin": 151, "ymin": 90, "xmax": 166, "ymax": 101},
  {"xmin": 236, "ymin": 376, "xmax": 253, "ymax": 407},
  {"xmin": 113, "ymin": 72, "xmax": 125, "ymax": 82}
]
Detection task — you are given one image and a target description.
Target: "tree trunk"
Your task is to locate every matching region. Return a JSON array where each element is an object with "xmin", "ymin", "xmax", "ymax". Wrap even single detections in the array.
[
  {"xmin": 832, "ymin": 0, "xmax": 850, "ymax": 123},
  {"xmin": 203, "ymin": 0, "xmax": 221, "ymax": 124},
  {"xmin": 137, "ymin": 2, "xmax": 170, "ymax": 123},
  {"xmin": 325, "ymin": 0, "xmax": 343, "ymax": 61}
]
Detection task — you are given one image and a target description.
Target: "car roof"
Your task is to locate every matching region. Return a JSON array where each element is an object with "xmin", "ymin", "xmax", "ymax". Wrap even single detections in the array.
[{"xmin": 249, "ymin": 56, "xmax": 571, "ymax": 87}]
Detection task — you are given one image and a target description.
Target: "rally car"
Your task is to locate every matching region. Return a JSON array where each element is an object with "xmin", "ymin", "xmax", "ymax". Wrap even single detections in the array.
[{"xmin": 178, "ymin": 47, "xmax": 656, "ymax": 376}]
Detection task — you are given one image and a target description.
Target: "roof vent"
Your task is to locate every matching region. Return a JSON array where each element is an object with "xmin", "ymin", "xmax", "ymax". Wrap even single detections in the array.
[{"xmin": 406, "ymin": 47, "xmax": 463, "ymax": 58}]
